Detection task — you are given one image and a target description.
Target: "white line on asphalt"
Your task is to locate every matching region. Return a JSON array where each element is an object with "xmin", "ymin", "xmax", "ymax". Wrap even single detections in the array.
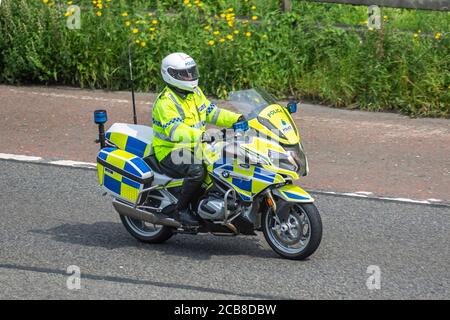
[
  {"xmin": 0, "ymin": 152, "xmax": 447, "ymax": 207},
  {"xmin": 49, "ymin": 160, "xmax": 97, "ymax": 169},
  {"xmin": 0, "ymin": 153, "xmax": 42, "ymax": 161}
]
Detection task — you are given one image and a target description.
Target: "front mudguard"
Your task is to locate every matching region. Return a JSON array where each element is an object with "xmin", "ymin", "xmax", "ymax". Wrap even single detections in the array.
[
  {"xmin": 271, "ymin": 184, "xmax": 314, "ymax": 221},
  {"xmin": 272, "ymin": 184, "xmax": 314, "ymax": 203}
]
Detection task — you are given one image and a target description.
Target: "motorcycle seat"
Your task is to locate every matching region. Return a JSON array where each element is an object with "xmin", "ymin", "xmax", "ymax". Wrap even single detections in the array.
[{"xmin": 143, "ymin": 154, "xmax": 180, "ymax": 179}]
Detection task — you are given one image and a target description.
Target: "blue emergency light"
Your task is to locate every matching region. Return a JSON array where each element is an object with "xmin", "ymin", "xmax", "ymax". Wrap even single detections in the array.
[
  {"xmin": 94, "ymin": 110, "xmax": 108, "ymax": 149},
  {"xmin": 94, "ymin": 110, "xmax": 108, "ymax": 124}
]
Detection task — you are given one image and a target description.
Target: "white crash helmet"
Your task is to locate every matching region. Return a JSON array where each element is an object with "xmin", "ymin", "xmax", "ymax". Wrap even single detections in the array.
[{"xmin": 161, "ymin": 52, "xmax": 199, "ymax": 92}]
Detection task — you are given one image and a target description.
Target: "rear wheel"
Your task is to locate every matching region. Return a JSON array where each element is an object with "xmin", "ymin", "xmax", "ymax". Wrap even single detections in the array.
[
  {"xmin": 262, "ymin": 203, "xmax": 322, "ymax": 260},
  {"xmin": 119, "ymin": 215, "xmax": 174, "ymax": 243}
]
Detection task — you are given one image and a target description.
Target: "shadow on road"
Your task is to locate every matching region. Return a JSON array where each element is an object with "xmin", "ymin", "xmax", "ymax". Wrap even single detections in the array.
[
  {"xmin": 0, "ymin": 263, "xmax": 287, "ymax": 299},
  {"xmin": 29, "ymin": 221, "xmax": 279, "ymax": 260}
]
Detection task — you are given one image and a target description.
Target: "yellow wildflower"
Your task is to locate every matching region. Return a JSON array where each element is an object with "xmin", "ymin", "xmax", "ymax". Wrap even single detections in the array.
[
  {"xmin": 125, "ymin": 21, "xmax": 131, "ymax": 27},
  {"xmin": 251, "ymin": 5, "xmax": 256, "ymax": 10},
  {"xmin": 204, "ymin": 25, "xmax": 211, "ymax": 31},
  {"xmin": 151, "ymin": 20, "xmax": 158, "ymax": 25},
  {"xmin": 96, "ymin": 11, "xmax": 102, "ymax": 17},
  {"xmin": 140, "ymin": 41, "xmax": 146, "ymax": 47},
  {"xmin": 132, "ymin": 28, "xmax": 139, "ymax": 34},
  {"xmin": 149, "ymin": 27, "xmax": 156, "ymax": 32},
  {"xmin": 122, "ymin": 12, "xmax": 128, "ymax": 17},
  {"xmin": 233, "ymin": 29, "xmax": 239, "ymax": 34},
  {"xmin": 245, "ymin": 31, "xmax": 251, "ymax": 37},
  {"xmin": 208, "ymin": 40, "xmax": 215, "ymax": 46},
  {"xmin": 226, "ymin": 34, "xmax": 233, "ymax": 41},
  {"xmin": 219, "ymin": 38, "xmax": 225, "ymax": 43},
  {"xmin": 251, "ymin": 16, "xmax": 258, "ymax": 21},
  {"xmin": 435, "ymin": 32, "xmax": 442, "ymax": 40},
  {"xmin": 43, "ymin": 0, "xmax": 49, "ymax": 3},
  {"xmin": 213, "ymin": 31, "xmax": 220, "ymax": 36}
]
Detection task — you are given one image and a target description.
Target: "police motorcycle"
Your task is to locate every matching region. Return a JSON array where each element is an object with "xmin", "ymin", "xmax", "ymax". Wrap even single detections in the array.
[{"xmin": 94, "ymin": 88, "xmax": 322, "ymax": 260}]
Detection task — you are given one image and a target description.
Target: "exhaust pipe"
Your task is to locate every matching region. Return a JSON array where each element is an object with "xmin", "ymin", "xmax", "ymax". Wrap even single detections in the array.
[{"xmin": 112, "ymin": 200, "xmax": 181, "ymax": 228}]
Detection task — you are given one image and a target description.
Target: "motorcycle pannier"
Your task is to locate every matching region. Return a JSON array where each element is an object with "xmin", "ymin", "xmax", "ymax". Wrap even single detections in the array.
[{"xmin": 96, "ymin": 147, "xmax": 154, "ymax": 204}]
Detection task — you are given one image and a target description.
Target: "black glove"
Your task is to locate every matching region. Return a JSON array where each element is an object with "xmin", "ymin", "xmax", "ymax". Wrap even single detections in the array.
[{"xmin": 236, "ymin": 115, "xmax": 247, "ymax": 123}]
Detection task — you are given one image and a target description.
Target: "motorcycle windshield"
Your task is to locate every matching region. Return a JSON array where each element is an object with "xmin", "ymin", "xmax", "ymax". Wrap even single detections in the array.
[{"xmin": 228, "ymin": 88, "xmax": 300, "ymax": 145}]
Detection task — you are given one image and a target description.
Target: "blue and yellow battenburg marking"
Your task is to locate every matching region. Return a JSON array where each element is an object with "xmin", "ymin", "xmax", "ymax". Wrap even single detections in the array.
[
  {"xmin": 106, "ymin": 132, "xmax": 152, "ymax": 158},
  {"xmin": 273, "ymin": 184, "xmax": 314, "ymax": 203},
  {"xmin": 211, "ymin": 162, "xmax": 285, "ymax": 201},
  {"xmin": 97, "ymin": 148, "xmax": 154, "ymax": 203}
]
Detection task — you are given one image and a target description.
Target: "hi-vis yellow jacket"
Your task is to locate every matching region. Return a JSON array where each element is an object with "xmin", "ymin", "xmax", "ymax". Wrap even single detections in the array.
[{"xmin": 152, "ymin": 86, "xmax": 241, "ymax": 161}]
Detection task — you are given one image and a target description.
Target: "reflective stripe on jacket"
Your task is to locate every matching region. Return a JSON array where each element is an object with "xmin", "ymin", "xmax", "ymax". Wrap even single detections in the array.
[{"xmin": 152, "ymin": 86, "xmax": 241, "ymax": 161}]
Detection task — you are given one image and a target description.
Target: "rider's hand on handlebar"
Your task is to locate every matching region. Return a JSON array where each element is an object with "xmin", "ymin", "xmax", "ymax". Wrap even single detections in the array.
[{"xmin": 201, "ymin": 132, "xmax": 215, "ymax": 143}]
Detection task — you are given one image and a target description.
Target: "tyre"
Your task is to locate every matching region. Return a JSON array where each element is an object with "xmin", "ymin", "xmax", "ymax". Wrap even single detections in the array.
[
  {"xmin": 262, "ymin": 202, "xmax": 322, "ymax": 260},
  {"xmin": 119, "ymin": 214, "xmax": 174, "ymax": 244}
]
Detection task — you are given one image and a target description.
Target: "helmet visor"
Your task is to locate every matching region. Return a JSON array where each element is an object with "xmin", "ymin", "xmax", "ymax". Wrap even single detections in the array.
[{"xmin": 167, "ymin": 66, "xmax": 199, "ymax": 82}]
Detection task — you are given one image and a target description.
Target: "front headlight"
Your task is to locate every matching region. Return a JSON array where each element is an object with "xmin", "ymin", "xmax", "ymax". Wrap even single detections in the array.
[{"xmin": 283, "ymin": 143, "xmax": 309, "ymax": 176}]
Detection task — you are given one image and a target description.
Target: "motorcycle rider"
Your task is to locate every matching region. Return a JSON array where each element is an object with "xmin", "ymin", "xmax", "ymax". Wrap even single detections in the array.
[{"xmin": 152, "ymin": 52, "xmax": 243, "ymax": 226}]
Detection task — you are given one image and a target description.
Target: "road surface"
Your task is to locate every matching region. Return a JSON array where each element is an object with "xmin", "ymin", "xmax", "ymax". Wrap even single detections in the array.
[{"xmin": 0, "ymin": 160, "xmax": 448, "ymax": 299}]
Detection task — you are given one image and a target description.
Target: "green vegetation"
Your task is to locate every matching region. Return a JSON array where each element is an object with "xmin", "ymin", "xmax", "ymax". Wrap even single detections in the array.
[{"xmin": 0, "ymin": 0, "xmax": 448, "ymax": 117}]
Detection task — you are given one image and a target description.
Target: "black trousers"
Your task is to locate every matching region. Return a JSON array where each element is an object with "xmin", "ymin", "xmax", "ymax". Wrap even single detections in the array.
[{"xmin": 159, "ymin": 149, "xmax": 206, "ymax": 211}]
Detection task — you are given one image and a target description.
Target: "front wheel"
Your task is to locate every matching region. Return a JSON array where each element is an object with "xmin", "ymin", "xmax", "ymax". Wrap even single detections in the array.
[
  {"xmin": 262, "ymin": 203, "xmax": 322, "ymax": 260},
  {"xmin": 119, "ymin": 215, "xmax": 174, "ymax": 244}
]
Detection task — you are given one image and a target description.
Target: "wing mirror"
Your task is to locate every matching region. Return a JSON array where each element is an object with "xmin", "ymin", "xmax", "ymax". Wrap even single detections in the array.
[{"xmin": 287, "ymin": 100, "xmax": 297, "ymax": 114}]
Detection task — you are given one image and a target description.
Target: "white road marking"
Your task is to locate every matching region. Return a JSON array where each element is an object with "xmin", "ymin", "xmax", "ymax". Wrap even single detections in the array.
[
  {"xmin": 354, "ymin": 191, "xmax": 374, "ymax": 195},
  {"xmin": 0, "ymin": 152, "xmax": 447, "ymax": 207},
  {"xmin": 0, "ymin": 153, "xmax": 42, "ymax": 161},
  {"xmin": 49, "ymin": 160, "xmax": 97, "ymax": 168}
]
